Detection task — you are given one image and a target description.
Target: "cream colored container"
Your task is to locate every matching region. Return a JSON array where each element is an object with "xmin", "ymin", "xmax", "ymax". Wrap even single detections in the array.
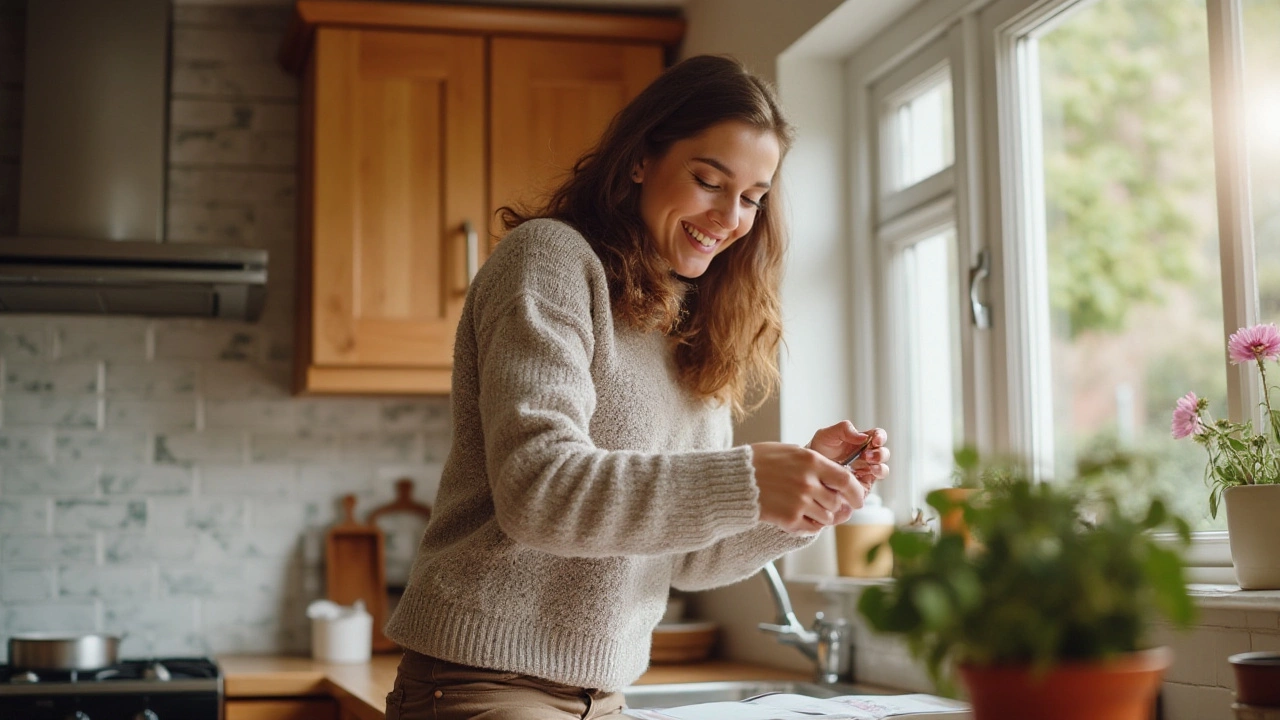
[
  {"xmin": 835, "ymin": 493, "xmax": 895, "ymax": 577},
  {"xmin": 308, "ymin": 599, "xmax": 373, "ymax": 664}
]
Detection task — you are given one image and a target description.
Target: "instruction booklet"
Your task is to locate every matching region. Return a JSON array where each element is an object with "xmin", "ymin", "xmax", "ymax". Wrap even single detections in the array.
[{"xmin": 622, "ymin": 692, "xmax": 972, "ymax": 720}]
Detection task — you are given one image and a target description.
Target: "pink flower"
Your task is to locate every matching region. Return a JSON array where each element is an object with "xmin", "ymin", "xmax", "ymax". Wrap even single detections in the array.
[
  {"xmin": 1171, "ymin": 392, "xmax": 1204, "ymax": 439},
  {"xmin": 1228, "ymin": 324, "xmax": 1280, "ymax": 364}
]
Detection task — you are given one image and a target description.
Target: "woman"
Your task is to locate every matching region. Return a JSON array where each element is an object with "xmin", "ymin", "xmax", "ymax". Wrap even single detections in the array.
[{"xmin": 384, "ymin": 54, "xmax": 889, "ymax": 720}]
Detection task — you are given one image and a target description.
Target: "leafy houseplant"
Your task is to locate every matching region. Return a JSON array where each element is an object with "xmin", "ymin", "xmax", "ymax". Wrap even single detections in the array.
[
  {"xmin": 1171, "ymin": 323, "xmax": 1280, "ymax": 588},
  {"xmin": 858, "ymin": 477, "xmax": 1195, "ymax": 720}
]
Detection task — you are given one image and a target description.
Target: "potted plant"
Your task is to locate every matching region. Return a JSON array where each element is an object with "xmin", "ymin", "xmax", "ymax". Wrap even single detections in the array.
[
  {"xmin": 859, "ymin": 475, "xmax": 1196, "ymax": 720},
  {"xmin": 1171, "ymin": 323, "xmax": 1280, "ymax": 589},
  {"xmin": 925, "ymin": 446, "xmax": 985, "ymax": 545}
]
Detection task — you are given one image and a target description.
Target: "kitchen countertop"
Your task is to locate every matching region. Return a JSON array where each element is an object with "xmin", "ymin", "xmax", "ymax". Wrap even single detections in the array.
[{"xmin": 218, "ymin": 655, "xmax": 810, "ymax": 720}]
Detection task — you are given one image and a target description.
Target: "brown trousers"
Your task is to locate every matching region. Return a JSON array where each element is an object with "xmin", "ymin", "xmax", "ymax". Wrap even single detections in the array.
[{"xmin": 385, "ymin": 651, "xmax": 627, "ymax": 720}]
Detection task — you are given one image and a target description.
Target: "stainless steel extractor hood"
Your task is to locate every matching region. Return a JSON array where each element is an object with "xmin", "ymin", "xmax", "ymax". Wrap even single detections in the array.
[{"xmin": 0, "ymin": 0, "xmax": 269, "ymax": 322}]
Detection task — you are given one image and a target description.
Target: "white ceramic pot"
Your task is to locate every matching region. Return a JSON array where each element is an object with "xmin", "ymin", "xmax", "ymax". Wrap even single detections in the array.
[{"xmin": 1225, "ymin": 484, "xmax": 1280, "ymax": 590}]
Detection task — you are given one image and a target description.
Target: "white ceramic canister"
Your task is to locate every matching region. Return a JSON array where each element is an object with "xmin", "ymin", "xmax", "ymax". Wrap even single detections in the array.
[
  {"xmin": 834, "ymin": 493, "xmax": 896, "ymax": 578},
  {"xmin": 308, "ymin": 599, "xmax": 373, "ymax": 664}
]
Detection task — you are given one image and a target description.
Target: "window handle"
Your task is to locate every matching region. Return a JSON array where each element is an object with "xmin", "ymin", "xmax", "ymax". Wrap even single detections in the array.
[{"xmin": 968, "ymin": 248, "xmax": 991, "ymax": 329}]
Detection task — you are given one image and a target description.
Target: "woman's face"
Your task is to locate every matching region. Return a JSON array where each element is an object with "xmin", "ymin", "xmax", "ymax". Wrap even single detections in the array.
[{"xmin": 634, "ymin": 120, "xmax": 781, "ymax": 279}]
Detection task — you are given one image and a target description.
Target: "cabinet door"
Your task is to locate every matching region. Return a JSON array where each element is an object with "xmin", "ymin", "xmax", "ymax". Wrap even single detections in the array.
[
  {"xmin": 489, "ymin": 38, "xmax": 665, "ymax": 238},
  {"xmin": 225, "ymin": 698, "xmax": 338, "ymax": 720},
  {"xmin": 310, "ymin": 28, "xmax": 485, "ymax": 372}
]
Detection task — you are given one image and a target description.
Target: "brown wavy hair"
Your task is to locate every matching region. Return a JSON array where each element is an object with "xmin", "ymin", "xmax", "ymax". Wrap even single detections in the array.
[{"xmin": 500, "ymin": 55, "xmax": 793, "ymax": 418}]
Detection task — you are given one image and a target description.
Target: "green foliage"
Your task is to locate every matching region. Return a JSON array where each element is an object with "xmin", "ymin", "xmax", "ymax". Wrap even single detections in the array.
[
  {"xmin": 1039, "ymin": 0, "xmax": 1212, "ymax": 337},
  {"xmin": 857, "ymin": 477, "xmax": 1195, "ymax": 695}
]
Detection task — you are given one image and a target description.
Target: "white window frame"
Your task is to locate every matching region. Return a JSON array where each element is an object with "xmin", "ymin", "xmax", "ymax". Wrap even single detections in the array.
[{"xmin": 845, "ymin": 0, "xmax": 1262, "ymax": 580}]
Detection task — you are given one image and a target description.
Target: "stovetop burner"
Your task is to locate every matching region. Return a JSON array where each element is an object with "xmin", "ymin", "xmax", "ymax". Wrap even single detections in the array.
[
  {"xmin": 0, "ymin": 657, "xmax": 221, "ymax": 699},
  {"xmin": 1, "ymin": 658, "xmax": 218, "ymax": 686}
]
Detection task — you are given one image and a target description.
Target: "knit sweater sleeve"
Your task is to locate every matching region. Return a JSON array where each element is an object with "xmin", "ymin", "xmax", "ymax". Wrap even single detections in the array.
[
  {"xmin": 473, "ymin": 221, "xmax": 762, "ymax": 558},
  {"xmin": 668, "ymin": 524, "xmax": 817, "ymax": 592}
]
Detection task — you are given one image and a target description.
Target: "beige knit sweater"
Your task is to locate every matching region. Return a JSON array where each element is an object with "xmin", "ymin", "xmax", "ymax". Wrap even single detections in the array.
[{"xmin": 384, "ymin": 219, "xmax": 815, "ymax": 691}]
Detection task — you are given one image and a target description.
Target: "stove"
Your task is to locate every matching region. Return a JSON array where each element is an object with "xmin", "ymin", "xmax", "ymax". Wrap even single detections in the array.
[{"xmin": 0, "ymin": 657, "xmax": 221, "ymax": 720}]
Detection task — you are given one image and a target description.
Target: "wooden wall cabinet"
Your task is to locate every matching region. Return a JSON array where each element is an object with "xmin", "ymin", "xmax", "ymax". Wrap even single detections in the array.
[{"xmin": 282, "ymin": 1, "xmax": 683, "ymax": 395}]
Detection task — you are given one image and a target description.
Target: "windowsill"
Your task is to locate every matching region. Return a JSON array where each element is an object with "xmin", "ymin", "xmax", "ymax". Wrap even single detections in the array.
[{"xmin": 787, "ymin": 575, "xmax": 1280, "ymax": 612}]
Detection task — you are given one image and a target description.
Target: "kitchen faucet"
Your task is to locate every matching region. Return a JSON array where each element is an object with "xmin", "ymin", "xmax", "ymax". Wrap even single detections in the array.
[{"xmin": 757, "ymin": 561, "xmax": 852, "ymax": 684}]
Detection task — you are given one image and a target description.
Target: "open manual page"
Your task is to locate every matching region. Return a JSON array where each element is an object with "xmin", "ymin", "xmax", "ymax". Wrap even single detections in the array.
[{"xmin": 622, "ymin": 692, "xmax": 972, "ymax": 720}]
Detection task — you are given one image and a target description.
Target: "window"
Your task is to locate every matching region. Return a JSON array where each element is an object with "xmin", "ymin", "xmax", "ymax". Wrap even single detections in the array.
[
  {"xmin": 843, "ymin": 0, "xmax": 1274, "ymax": 559},
  {"xmin": 1030, "ymin": 0, "xmax": 1227, "ymax": 529},
  {"xmin": 869, "ymin": 34, "xmax": 977, "ymax": 515}
]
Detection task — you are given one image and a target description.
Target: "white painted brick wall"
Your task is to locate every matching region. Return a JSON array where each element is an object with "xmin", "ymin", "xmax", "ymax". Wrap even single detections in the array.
[{"xmin": 0, "ymin": 5, "xmax": 450, "ymax": 659}]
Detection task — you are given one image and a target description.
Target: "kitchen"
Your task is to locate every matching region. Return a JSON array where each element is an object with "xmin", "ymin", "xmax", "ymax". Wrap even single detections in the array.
[{"xmin": 1, "ymin": 0, "xmax": 1280, "ymax": 719}]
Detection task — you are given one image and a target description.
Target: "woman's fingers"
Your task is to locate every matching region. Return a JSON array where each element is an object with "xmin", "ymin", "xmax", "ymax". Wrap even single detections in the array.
[{"xmin": 750, "ymin": 442, "xmax": 868, "ymax": 533}]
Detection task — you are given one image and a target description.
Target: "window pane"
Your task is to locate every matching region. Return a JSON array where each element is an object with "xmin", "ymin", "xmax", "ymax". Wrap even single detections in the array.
[
  {"xmin": 1036, "ymin": 0, "xmax": 1226, "ymax": 529},
  {"xmin": 900, "ymin": 228, "xmax": 963, "ymax": 501},
  {"xmin": 1246, "ymin": 0, "xmax": 1280, "ymax": 321},
  {"xmin": 890, "ymin": 75, "xmax": 954, "ymax": 190}
]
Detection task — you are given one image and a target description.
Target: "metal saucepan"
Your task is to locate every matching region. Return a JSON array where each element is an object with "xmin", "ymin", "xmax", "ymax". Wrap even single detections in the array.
[{"xmin": 8, "ymin": 632, "xmax": 122, "ymax": 671}]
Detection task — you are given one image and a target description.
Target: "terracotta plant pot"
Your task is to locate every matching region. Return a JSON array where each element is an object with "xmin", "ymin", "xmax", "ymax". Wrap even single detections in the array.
[
  {"xmin": 929, "ymin": 487, "xmax": 977, "ymax": 547},
  {"xmin": 958, "ymin": 647, "xmax": 1172, "ymax": 720},
  {"xmin": 1230, "ymin": 651, "xmax": 1280, "ymax": 706},
  {"xmin": 1224, "ymin": 485, "xmax": 1280, "ymax": 589}
]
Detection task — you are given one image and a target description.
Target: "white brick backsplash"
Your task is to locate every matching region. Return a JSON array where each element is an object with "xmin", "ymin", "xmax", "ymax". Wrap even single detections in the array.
[
  {"xmin": 56, "ymin": 430, "xmax": 149, "ymax": 462},
  {"xmin": 1197, "ymin": 608, "xmax": 1250, "ymax": 628},
  {"xmin": 197, "ymin": 527, "xmax": 304, "ymax": 561},
  {"xmin": 0, "ymin": 567, "xmax": 53, "ymax": 601},
  {"xmin": 104, "ymin": 598, "xmax": 202, "ymax": 656},
  {"xmin": 153, "ymin": 320, "xmax": 261, "ymax": 361},
  {"xmin": 58, "ymin": 564, "xmax": 154, "ymax": 599},
  {"xmin": 200, "ymin": 464, "xmax": 295, "ymax": 496},
  {"xmin": 1163, "ymin": 683, "xmax": 1235, "ymax": 720},
  {"xmin": 200, "ymin": 361, "xmax": 291, "ymax": 399},
  {"xmin": 297, "ymin": 399, "xmax": 384, "ymax": 432},
  {"xmin": 1252, "ymin": 631, "xmax": 1280, "ymax": 653},
  {"xmin": 246, "ymin": 498, "xmax": 330, "ymax": 529},
  {"xmin": 1212, "ymin": 629, "xmax": 1252, "ymax": 689},
  {"xmin": 0, "ymin": 321, "xmax": 54, "ymax": 361},
  {"xmin": 3, "ymin": 394, "xmax": 100, "ymax": 428},
  {"xmin": 251, "ymin": 431, "xmax": 342, "ymax": 463},
  {"xmin": 168, "ymin": 167, "xmax": 295, "ymax": 206},
  {"xmin": 0, "ymin": 498, "xmax": 49, "ymax": 532},
  {"xmin": 1167, "ymin": 627, "xmax": 1227, "ymax": 685},
  {"xmin": 4, "ymin": 361, "xmax": 100, "ymax": 394},
  {"xmin": 380, "ymin": 400, "xmax": 452, "ymax": 433},
  {"xmin": 2, "ymin": 602, "xmax": 97, "ymax": 636},
  {"xmin": 297, "ymin": 464, "xmax": 375, "ymax": 498},
  {"xmin": 0, "ymin": 429, "xmax": 54, "ymax": 461},
  {"xmin": 105, "ymin": 398, "xmax": 199, "ymax": 430},
  {"xmin": 53, "ymin": 499, "xmax": 146, "ymax": 532},
  {"xmin": 2, "ymin": 462, "xmax": 97, "ymax": 495},
  {"xmin": 148, "ymin": 497, "xmax": 245, "ymax": 531},
  {"xmin": 204, "ymin": 399, "xmax": 295, "ymax": 430},
  {"xmin": 104, "ymin": 361, "xmax": 199, "ymax": 397},
  {"xmin": 1, "ymin": 534, "xmax": 96, "ymax": 564},
  {"xmin": 154, "ymin": 430, "xmax": 245, "ymax": 464},
  {"xmin": 52, "ymin": 317, "xmax": 149, "ymax": 361},
  {"xmin": 340, "ymin": 432, "xmax": 425, "ymax": 463},
  {"xmin": 0, "ymin": 8, "xmax": 459, "ymax": 658},
  {"xmin": 1246, "ymin": 611, "xmax": 1280, "ymax": 630},
  {"xmin": 100, "ymin": 465, "xmax": 194, "ymax": 495},
  {"xmin": 105, "ymin": 533, "xmax": 198, "ymax": 564}
]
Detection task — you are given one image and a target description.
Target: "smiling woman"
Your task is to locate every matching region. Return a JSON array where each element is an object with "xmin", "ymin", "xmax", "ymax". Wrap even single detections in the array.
[{"xmin": 379, "ymin": 54, "xmax": 891, "ymax": 720}]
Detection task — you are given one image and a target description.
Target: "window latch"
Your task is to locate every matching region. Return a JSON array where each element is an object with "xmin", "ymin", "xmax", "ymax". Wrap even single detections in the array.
[{"xmin": 968, "ymin": 249, "xmax": 992, "ymax": 329}]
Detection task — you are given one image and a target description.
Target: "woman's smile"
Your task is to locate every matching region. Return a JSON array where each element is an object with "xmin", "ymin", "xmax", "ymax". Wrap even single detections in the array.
[{"xmin": 635, "ymin": 120, "xmax": 781, "ymax": 278}]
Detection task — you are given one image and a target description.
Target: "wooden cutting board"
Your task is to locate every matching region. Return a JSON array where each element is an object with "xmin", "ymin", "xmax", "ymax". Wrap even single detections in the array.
[{"xmin": 325, "ymin": 494, "xmax": 396, "ymax": 653}]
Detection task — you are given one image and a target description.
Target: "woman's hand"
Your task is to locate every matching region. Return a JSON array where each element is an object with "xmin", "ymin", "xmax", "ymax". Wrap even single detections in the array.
[
  {"xmin": 750, "ymin": 442, "xmax": 866, "ymax": 533},
  {"xmin": 808, "ymin": 421, "xmax": 889, "ymax": 492}
]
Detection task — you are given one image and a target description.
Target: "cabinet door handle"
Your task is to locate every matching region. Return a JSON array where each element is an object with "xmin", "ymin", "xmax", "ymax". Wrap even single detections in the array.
[{"xmin": 462, "ymin": 220, "xmax": 479, "ymax": 287}]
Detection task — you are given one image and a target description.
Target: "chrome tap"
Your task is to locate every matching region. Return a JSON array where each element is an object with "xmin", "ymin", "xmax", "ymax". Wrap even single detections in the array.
[{"xmin": 757, "ymin": 561, "xmax": 852, "ymax": 684}]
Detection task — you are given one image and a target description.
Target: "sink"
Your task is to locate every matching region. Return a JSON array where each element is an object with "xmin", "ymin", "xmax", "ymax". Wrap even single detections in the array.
[{"xmin": 622, "ymin": 680, "xmax": 883, "ymax": 709}]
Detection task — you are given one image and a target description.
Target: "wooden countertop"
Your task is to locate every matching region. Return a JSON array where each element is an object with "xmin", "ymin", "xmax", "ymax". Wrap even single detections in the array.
[{"xmin": 219, "ymin": 655, "xmax": 809, "ymax": 720}]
